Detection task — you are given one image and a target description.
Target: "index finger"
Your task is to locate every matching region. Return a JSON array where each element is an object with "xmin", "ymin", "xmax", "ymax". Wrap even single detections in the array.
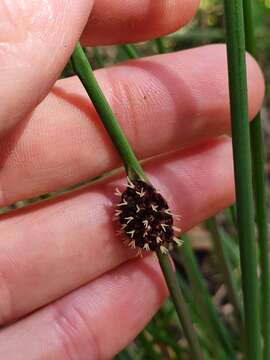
[
  {"xmin": 0, "ymin": 0, "xmax": 94, "ymax": 134},
  {"xmin": 0, "ymin": 0, "xmax": 199, "ymax": 135}
]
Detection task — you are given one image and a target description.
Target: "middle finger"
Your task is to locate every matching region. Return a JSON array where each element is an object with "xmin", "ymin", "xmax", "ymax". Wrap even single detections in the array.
[
  {"xmin": 0, "ymin": 45, "xmax": 263, "ymax": 206},
  {"xmin": 0, "ymin": 137, "xmax": 234, "ymax": 325}
]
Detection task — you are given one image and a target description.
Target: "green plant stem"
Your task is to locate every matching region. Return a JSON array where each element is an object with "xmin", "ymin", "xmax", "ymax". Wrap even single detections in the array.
[
  {"xmin": 223, "ymin": 1, "xmax": 262, "ymax": 359},
  {"xmin": 242, "ymin": 1, "xmax": 270, "ymax": 359},
  {"xmin": 154, "ymin": 37, "xmax": 167, "ymax": 54},
  {"xmin": 71, "ymin": 42, "xmax": 203, "ymax": 360},
  {"xmin": 71, "ymin": 43, "xmax": 144, "ymax": 181},
  {"xmin": 61, "ymin": 60, "xmax": 74, "ymax": 79},
  {"xmin": 157, "ymin": 252, "xmax": 204, "ymax": 360},
  {"xmin": 177, "ymin": 274, "xmax": 222, "ymax": 359},
  {"xmin": 229, "ymin": 205, "xmax": 237, "ymax": 228},
  {"xmin": 219, "ymin": 228, "xmax": 240, "ymax": 268},
  {"xmin": 119, "ymin": 44, "xmax": 139, "ymax": 59},
  {"xmin": 181, "ymin": 235, "xmax": 235, "ymax": 358},
  {"xmin": 206, "ymin": 218, "xmax": 243, "ymax": 325}
]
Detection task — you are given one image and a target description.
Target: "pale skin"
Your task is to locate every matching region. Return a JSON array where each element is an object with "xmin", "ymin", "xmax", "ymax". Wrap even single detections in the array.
[{"xmin": 0, "ymin": 1, "xmax": 265, "ymax": 359}]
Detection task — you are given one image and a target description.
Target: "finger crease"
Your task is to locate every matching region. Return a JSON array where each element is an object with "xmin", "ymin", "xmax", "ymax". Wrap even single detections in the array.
[{"xmin": 52, "ymin": 300, "xmax": 101, "ymax": 360}]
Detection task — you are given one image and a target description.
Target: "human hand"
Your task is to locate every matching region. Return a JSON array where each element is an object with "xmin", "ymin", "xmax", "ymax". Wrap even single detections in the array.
[{"xmin": 0, "ymin": 1, "xmax": 264, "ymax": 359}]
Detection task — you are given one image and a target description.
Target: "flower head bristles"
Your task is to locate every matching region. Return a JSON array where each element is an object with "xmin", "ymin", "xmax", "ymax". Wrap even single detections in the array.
[{"xmin": 115, "ymin": 178, "xmax": 182, "ymax": 254}]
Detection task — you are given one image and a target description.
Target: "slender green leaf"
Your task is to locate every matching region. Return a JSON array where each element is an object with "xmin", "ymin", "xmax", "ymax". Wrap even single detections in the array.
[
  {"xmin": 154, "ymin": 37, "xmax": 167, "ymax": 54},
  {"xmin": 181, "ymin": 235, "xmax": 236, "ymax": 358},
  {"xmin": 242, "ymin": 1, "xmax": 270, "ymax": 358},
  {"xmin": 119, "ymin": 44, "xmax": 139, "ymax": 59},
  {"xmin": 206, "ymin": 218, "xmax": 243, "ymax": 323},
  {"xmin": 223, "ymin": 1, "xmax": 262, "ymax": 358}
]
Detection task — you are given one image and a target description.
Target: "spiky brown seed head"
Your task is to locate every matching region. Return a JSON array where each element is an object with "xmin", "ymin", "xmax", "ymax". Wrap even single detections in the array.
[{"xmin": 115, "ymin": 178, "xmax": 181, "ymax": 253}]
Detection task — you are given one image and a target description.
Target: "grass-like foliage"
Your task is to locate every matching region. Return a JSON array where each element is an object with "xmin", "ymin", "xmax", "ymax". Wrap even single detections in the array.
[{"xmin": 67, "ymin": 1, "xmax": 269, "ymax": 358}]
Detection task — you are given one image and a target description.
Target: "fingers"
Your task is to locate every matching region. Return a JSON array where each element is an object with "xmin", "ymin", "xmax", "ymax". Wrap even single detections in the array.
[
  {"xmin": 0, "ymin": 137, "xmax": 234, "ymax": 325},
  {"xmin": 0, "ymin": 0, "xmax": 199, "ymax": 136},
  {"xmin": 0, "ymin": 0, "xmax": 94, "ymax": 134},
  {"xmin": 0, "ymin": 255, "xmax": 167, "ymax": 360},
  {"xmin": 81, "ymin": 0, "xmax": 200, "ymax": 45},
  {"xmin": 0, "ymin": 45, "xmax": 264, "ymax": 206}
]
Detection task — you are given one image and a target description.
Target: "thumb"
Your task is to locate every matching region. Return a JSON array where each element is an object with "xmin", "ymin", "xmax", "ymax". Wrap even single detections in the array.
[{"xmin": 0, "ymin": 0, "xmax": 94, "ymax": 135}]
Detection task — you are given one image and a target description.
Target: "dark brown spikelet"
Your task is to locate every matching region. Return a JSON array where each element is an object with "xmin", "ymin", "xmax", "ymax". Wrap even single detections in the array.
[{"xmin": 115, "ymin": 178, "xmax": 182, "ymax": 254}]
